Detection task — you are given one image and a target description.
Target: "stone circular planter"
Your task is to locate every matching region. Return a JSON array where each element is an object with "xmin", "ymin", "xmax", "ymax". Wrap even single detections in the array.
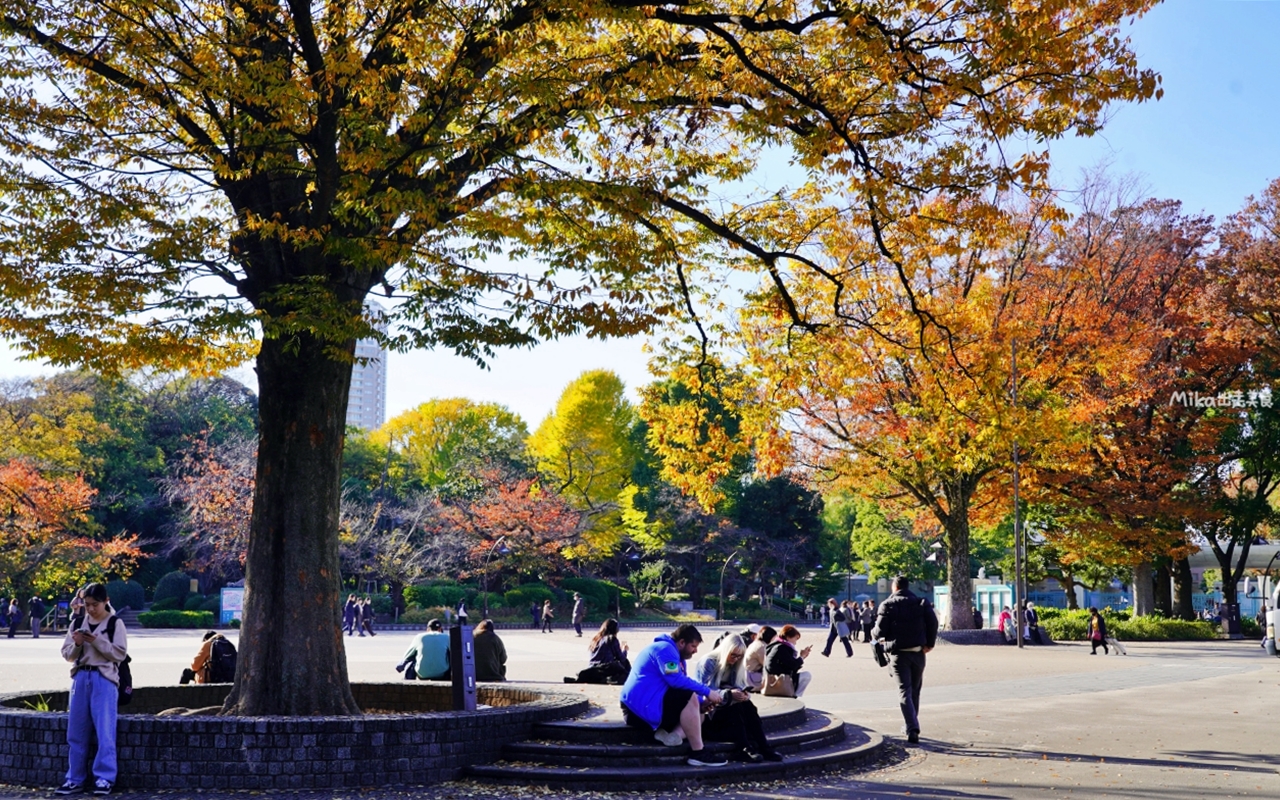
[{"xmin": 0, "ymin": 682, "xmax": 587, "ymax": 790}]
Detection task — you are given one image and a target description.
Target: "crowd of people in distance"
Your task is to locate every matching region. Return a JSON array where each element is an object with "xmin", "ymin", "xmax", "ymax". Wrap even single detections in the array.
[
  {"xmin": 5, "ymin": 595, "xmax": 49, "ymax": 638},
  {"xmin": 342, "ymin": 595, "xmax": 379, "ymax": 637}
]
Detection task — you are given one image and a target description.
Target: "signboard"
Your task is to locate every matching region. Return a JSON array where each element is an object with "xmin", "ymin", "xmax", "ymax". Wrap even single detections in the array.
[{"xmin": 220, "ymin": 587, "xmax": 245, "ymax": 625}]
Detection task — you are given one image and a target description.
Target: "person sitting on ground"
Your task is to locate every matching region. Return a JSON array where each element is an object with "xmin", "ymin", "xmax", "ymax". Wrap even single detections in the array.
[
  {"xmin": 744, "ymin": 625, "xmax": 776, "ymax": 691},
  {"xmin": 998, "ymin": 605, "xmax": 1015, "ymax": 644},
  {"xmin": 401, "ymin": 619, "xmax": 450, "ymax": 680},
  {"xmin": 472, "ymin": 619, "xmax": 507, "ymax": 681},
  {"xmin": 763, "ymin": 624, "xmax": 812, "ymax": 697},
  {"xmin": 620, "ymin": 623, "xmax": 728, "ymax": 767},
  {"xmin": 181, "ymin": 630, "xmax": 238, "ymax": 684},
  {"xmin": 694, "ymin": 634, "xmax": 783, "ymax": 763},
  {"xmin": 570, "ymin": 618, "xmax": 631, "ymax": 684}
]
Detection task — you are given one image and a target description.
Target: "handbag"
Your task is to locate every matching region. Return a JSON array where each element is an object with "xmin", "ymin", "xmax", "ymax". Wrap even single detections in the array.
[
  {"xmin": 762, "ymin": 673, "xmax": 796, "ymax": 697},
  {"xmin": 872, "ymin": 641, "xmax": 889, "ymax": 667}
]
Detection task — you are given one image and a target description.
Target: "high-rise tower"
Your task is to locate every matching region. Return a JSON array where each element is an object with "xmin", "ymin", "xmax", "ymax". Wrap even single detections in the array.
[{"xmin": 346, "ymin": 301, "xmax": 388, "ymax": 431}]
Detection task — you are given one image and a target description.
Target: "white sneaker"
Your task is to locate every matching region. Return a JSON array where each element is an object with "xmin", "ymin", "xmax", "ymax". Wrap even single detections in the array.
[{"xmin": 654, "ymin": 727, "xmax": 684, "ymax": 747}]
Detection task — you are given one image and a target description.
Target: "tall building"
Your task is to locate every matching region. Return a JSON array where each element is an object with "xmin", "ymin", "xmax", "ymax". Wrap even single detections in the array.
[{"xmin": 346, "ymin": 302, "xmax": 388, "ymax": 431}]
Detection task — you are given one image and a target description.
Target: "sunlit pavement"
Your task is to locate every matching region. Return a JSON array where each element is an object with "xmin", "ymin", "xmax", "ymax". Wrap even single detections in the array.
[{"xmin": 2, "ymin": 624, "xmax": 1277, "ymax": 798}]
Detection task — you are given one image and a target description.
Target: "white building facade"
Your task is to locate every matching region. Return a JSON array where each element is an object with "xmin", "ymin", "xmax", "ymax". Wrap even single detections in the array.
[{"xmin": 346, "ymin": 302, "xmax": 388, "ymax": 431}]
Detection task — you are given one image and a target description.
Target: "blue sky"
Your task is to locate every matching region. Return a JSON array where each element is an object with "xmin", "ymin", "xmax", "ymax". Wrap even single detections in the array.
[{"xmin": 4, "ymin": 0, "xmax": 1277, "ymax": 428}]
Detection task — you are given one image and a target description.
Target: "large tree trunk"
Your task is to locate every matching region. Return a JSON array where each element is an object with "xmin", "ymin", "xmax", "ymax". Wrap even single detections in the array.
[
  {"xmin": 1154, "ymin": 560, "xmax": 1173, "ymax": 617},
  {"xmin": 944, "ymin": 512, "xmax": 973, "ymax": 630},
  {"xmin": 222, "ymin": 332, "xmax": 361, "ymax": 716},
  {"xmin": 1131, "ymin": 560, "xmax": 1155, "ymax": 617},
  {"xmin": 1171, "ymin": 557, "xmax": 1195, "ymax": 620}
]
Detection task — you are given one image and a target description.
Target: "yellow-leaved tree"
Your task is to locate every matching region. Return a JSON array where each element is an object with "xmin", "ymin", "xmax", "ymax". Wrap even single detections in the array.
[{"xmin": 1, "ymin": 0, "xmax": 1160, "ymax": 711}]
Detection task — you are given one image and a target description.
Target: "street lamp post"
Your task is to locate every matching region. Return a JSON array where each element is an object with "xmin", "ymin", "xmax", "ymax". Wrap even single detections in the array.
[
  {"xmin": 481, "ymin": 536, "xmax": 508, "ymax": 620},
  {"xmin": 720, "ymin": 548, "xmax": 744, "ymax": 621}
]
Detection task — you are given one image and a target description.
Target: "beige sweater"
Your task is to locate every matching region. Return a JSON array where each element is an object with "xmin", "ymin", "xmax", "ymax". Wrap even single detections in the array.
[{"xmin": 61, "ymin": 614, "xmax": 128, "ymax": 685}]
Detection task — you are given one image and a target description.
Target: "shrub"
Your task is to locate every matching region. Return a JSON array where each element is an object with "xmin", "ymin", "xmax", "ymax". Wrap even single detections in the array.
[
  {"xmin": 230, "ymin": 617, "xmax": 241, "ymax": 629},
  {"xmin": 1040, "ymin": 608, "xmax": 1218, "ymax": 641},
  {"xmin": 183, "ymin": 594, "xmax": 207, "ymax": 611},
  {"xmin": 505, "ymin": 584, "xmax": 554, "ymax": 609},
  {"xmin": 400, "ymin": 607, "xmax": 443, "ymax": 625},
  {"xmin": 404, "ymin": 584, "xmax": 441, "ymax": 609},
  {"xmin": 473, "ymin": 591, "xmax": 504, "ymax": 610},
  {"xmin": 369, "ymin": 594, "xmax": 394, "ymax": 614},
  {"xmin": 563, "ymin": 577, "xmax": 627, "ymax": 614},
  {"xmin": 137, "ymin": 610, "xmax": 215, "ymax": 628},
  {"xmin": 1240, "ymin": 616, "xmax": 1262, "ymax": 638},
  {"xmin": 200, "ymin": 595, "xmax": 222, "ymax": 613},
  {"xmin": 106, "ymin": 580, "xmax": 145, "ymax": 611},
  {"xmin": 149, "ymin": 596, "xmax": 182, "ymax": 611},
  {"xmin": 434, "ymin": 585, "xmax": 469, "ymax": 608},
  {"xmin": 153, "ymin": 571, "xmax": 192, "ymax": 605}
]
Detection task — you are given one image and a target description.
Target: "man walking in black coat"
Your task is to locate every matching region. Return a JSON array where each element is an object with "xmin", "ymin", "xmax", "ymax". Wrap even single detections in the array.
[{"xmin": 872, "ymin": 576, "xmax": 938, "ymax": 744}]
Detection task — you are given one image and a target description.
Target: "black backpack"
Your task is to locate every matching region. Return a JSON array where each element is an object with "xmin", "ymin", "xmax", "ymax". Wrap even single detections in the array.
[
  {"xmin": 208, "ymin": 636, "xmax": 238, "ymax": 683},
  {"xmin": 103, "ymin": 616, "xmax": 133, "ymax": 707}
]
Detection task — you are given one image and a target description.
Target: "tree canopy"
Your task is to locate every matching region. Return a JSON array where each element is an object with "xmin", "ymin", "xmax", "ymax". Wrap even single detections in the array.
[{"xmin": 1, "ymin": 0, "xmax": 1163, "ymax": 713}]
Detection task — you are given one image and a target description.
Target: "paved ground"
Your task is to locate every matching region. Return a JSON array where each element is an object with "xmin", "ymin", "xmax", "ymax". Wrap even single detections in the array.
[{"xmin": 2, "ymin": 623, "xmax": 1278, "ymax": 798}]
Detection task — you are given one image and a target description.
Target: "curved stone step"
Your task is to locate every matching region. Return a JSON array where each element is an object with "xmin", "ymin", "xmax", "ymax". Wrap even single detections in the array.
[
  {"xmin": 504, "ymin": 709, "xmax": 847, "ymax": 768},
  {"xmin": 465, "ymin": 722, "xmax": 884, "ymax": 790},
  {"xmin": 530, "ymin": 696, "xmax": 807, "ymax": 744}
]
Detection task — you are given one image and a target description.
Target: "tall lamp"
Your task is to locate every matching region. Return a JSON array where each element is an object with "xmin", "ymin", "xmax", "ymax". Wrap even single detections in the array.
[
  {"xmin": 719, "ymin": 548, "xmax": 744, "ymax": 621},
  {"xmin": 481, "ymin": 536, "xmax": 509, "ymax": 620}
]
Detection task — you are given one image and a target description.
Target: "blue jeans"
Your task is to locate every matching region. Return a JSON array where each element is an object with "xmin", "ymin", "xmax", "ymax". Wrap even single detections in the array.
[{"xmin": 66, "ymin": 670, "xmax": 118, "ymax": 785}]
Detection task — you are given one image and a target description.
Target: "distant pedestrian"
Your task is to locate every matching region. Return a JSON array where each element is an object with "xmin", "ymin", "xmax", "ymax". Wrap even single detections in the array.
[
  {"xmin": 820, "ymin": 598, "xmax": 853, "ymax": 658},
  {"xmin": 971, "ymin": 607, "xmax": 983, "ymax": 630},
  {"xmin": 873, "ymin": 576, "xmax": 939, "ymax": 744},
  {"xmin": 572, "ymin": 593, "xmax": 586, "ymax": 637},
  {"xmin": 860, "ymin": 601, "xmax": 876, "ymax": 643},
  {"xmin": 456, "ymin": 599, "xmax": 468, "ymax": 625},
  {"xmin": 361, "ymin": 597, "xmax": 377, "ymax": 636},
  {"xmin": 343, "ymin": 595, "xmax": 358, "ymax": 636},
  {"xmin": 1087, "ymin": 607, "xmax": 1109, "ymax": 655},
  {"xmin": 29, "ymin": 596, "xmax": 46, "ymax": 638},
  {"xmin": 530, "ymin": 602, "xmax": 541, "ymax": 630},
  {"xmin": 6, "ymin": 598, "xmax": 18, "ymax": 638},
  {"xmin": 541, "ymin": 599, "xmax": 555, "ymax": 633}
]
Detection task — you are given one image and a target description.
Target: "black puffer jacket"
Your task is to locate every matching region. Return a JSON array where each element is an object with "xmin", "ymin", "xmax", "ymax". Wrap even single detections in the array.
[{"xmin": 871, "ymin": 589, "xmax": 939, "ymax": 652}]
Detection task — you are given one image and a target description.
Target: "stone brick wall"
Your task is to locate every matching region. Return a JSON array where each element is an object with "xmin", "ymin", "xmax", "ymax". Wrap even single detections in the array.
[{"xmin": 0, "ymin": 683, "xmax": 586, "ymax": 790}]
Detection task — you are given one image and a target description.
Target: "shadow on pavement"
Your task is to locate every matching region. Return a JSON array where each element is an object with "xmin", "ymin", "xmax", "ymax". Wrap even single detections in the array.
[{"xmin": 916, "ymin": 739, "xmax": 1279, "ymax": 775}]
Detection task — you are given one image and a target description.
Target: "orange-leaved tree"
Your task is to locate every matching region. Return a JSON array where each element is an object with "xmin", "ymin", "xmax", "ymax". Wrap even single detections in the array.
[{"xmin": 0, "ymin": 459, "xmax": 141, "ymax": 599}]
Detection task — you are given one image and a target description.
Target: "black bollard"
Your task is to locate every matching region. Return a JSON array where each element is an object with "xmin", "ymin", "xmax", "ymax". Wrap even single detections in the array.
[{"xmin": 449, "ymin": 623, "xmax": 477, "ymax": 711}]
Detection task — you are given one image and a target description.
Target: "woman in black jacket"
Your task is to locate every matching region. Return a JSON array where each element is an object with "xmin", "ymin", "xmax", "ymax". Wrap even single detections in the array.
[
  {"xmin": 577, "ymin": 619, "xmax": 630, "ymax": 684},
  {"xmin": 763, "ymin": 625, "xmax": 812, "ymax": 697}
]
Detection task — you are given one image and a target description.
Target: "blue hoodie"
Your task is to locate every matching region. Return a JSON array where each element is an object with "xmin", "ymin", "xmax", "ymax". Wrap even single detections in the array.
[{"xmin": 619, "ymin": 634, "xmax": 714, "ymax": 729}]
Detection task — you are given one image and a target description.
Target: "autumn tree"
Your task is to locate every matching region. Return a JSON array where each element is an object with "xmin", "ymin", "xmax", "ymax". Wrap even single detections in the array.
[
  {"xmin": 0, "ymin": 459, "xmax": 141, "ymax": 599},
  {"xmin": 1, "ymin": 0, "xmax": 1161, "ymax": 711},
  {"xmin": 529, "ymin": 370, "xmax": 638, "ymax": 556},
  {"xmin": 160, "ymin": 432, "xmax": 257, "ymax": 590},
  {"xmin": 372, "ymin": 398, "xmax": 529, "ymax": 500}
]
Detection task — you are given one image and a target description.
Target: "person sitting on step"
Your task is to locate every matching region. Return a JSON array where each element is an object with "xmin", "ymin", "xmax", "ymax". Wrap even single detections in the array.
[
  {"xmin": 620, "ymin": 624, "xmax": 729, "ymax": 767},
  {"xmin": 743, "ymin": 625, "xmax": 776, "ymax": 691},
  {"xmin": 762, "ymin": 625, "xmax": 812, "ymax": 698},
  {"xmin": 694, "ymin": 634, "xmax": 783, "ymax": 763}
]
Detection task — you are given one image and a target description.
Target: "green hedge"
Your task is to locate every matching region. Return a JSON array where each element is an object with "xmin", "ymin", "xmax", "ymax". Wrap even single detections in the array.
[
  {"xmin": 200, "ymin": 595, "xmax": 222, "ymax": 613},
  {"xmin": 405, "ymin": 583, "xmax": 475, "ymax": 610},
  {"xmin": 505, "ymin": 584, "xmax": 555, "ymax": 609},
  {"xmin": 153, "ymin": 571, "xmax": 192, "ymax": 605},
  {"xmin": 136, "ymin": 610, "xmax": 215, "ymax": 628},
  {"xmin": 106, "ymin": 580, "xmax": 145, "ymax": 611},
  {"xmin": 562, "ymin": 577, "xmax": 634, "ymax": 615},
  {"xmin": 1040, "ymin": 609, "xmax": 1218, "ymax": 641},
  {"xmin": 183, "ymin": 594, "xmax": 207, "ymax": 611},
  {"xmin": 149, "ymin": 596, "xmax": 181, "ymax": 611}
]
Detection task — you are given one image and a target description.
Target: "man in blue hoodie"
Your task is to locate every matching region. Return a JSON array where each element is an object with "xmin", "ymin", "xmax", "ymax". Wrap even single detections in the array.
[{"xmin": 620, "ymin": 624, "xmax": 727, "ymax": 767}]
